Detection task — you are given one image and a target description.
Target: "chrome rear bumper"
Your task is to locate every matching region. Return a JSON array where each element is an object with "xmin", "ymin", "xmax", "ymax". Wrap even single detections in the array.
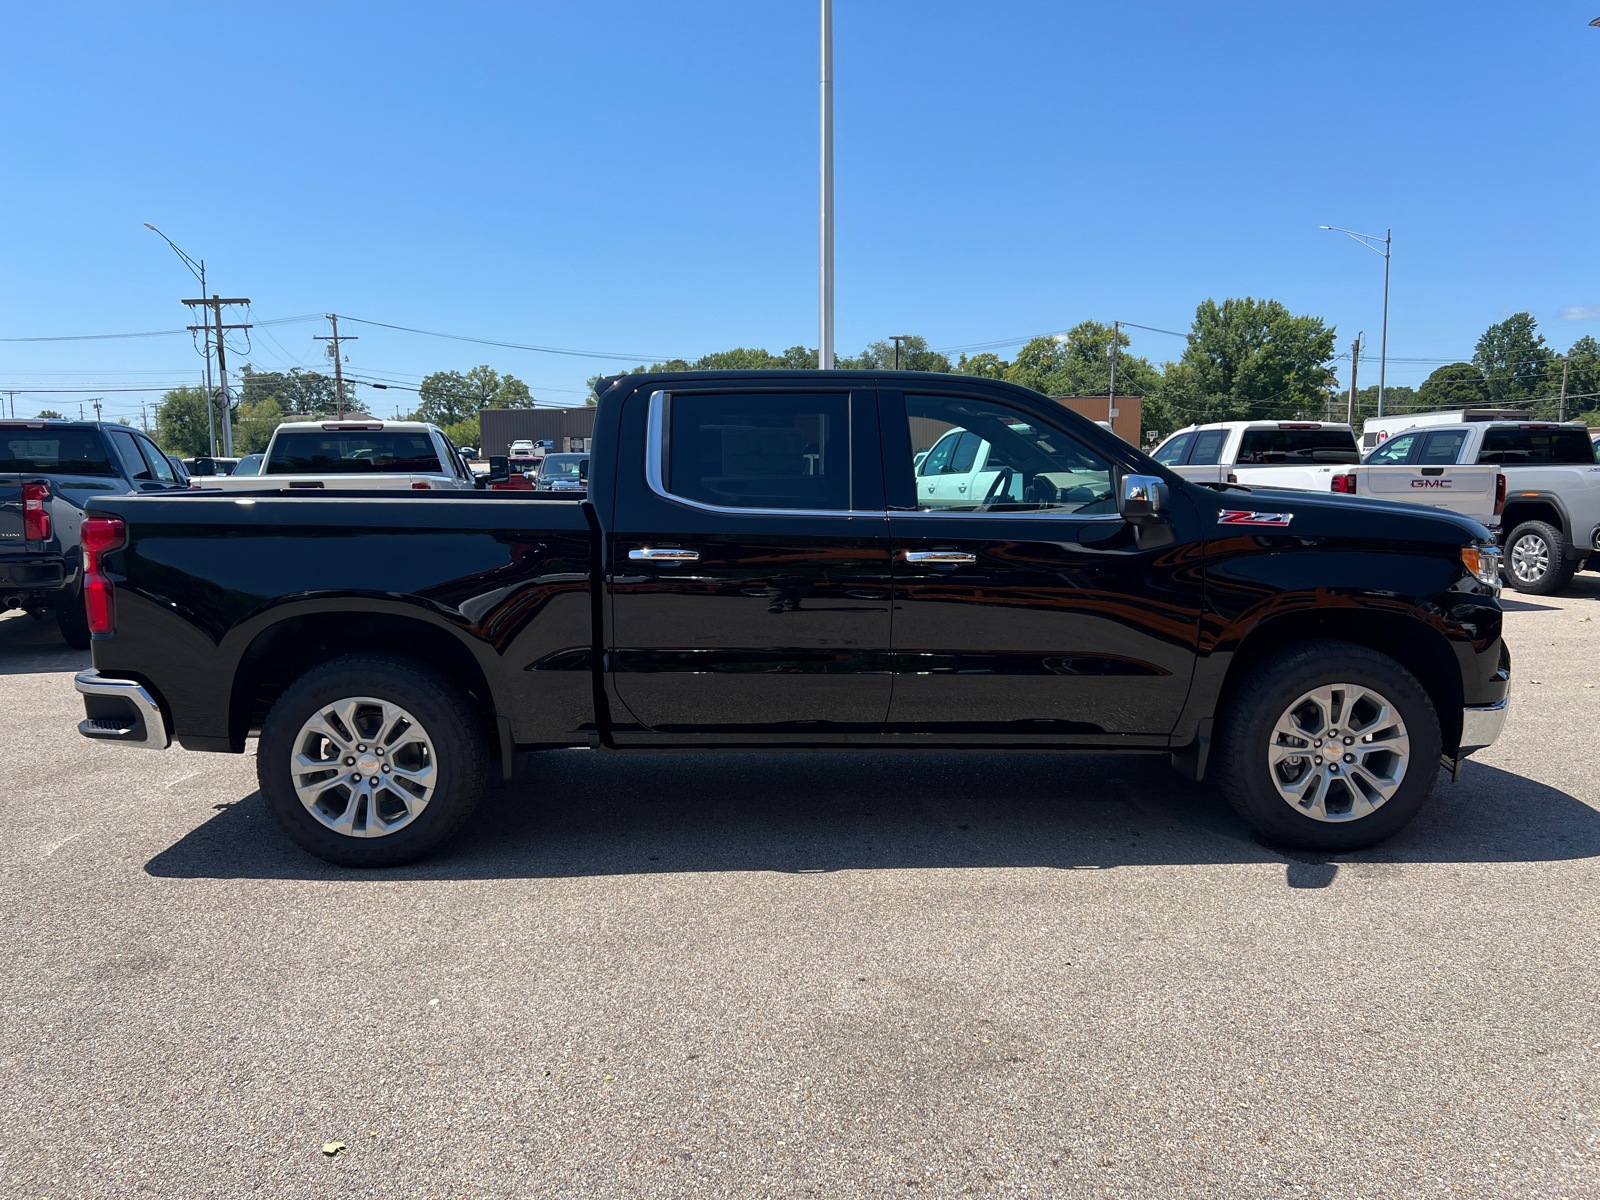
[{"xmin": 74, "ymin": 669, "xmax": 170, "ymax": 749}]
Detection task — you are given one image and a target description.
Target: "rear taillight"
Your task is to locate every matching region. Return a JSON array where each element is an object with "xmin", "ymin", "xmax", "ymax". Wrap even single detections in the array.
[
  {"xmin": 23, "ymin": 482, "xmax": 51, "ymax": 540},
  {"xmin": 411, "ymin": 481, "xmax": 432, "ymax": 490},
  {"xmin": 1494, "ymin": 473, "xmax": 1506, "ymax": 516},
  {"xmin": 1331, "ymin": 474, "xmax": 1357, "ymax": 494},
  {"xmin": 81, "ymin": 517, "xmax": 126, "ymax": 636}
]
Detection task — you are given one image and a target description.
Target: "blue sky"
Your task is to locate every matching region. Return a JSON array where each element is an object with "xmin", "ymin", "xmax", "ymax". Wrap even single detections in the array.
[{"xmin": 1, "ymin": 1, "xmax": 1597, "ymax": 422}]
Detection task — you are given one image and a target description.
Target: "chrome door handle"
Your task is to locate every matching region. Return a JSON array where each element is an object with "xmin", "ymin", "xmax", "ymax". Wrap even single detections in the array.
[
  {"xmin": 904, "ymin": 551, "xmax": 976, "ymax": 564},
  {"xmin": 629, "ymin": 548, "xmax": 699, "ymax": 562}
]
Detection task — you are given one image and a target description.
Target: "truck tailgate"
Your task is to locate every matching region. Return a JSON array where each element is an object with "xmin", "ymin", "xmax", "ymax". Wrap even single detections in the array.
[{"xmin": 1357, "ymin": 464, "xmax": 1501, "ymax": 523}]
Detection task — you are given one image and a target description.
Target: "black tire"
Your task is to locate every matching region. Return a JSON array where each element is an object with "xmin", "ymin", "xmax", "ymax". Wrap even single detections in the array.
[
  {"xmin": 1503, "ymin": 519, "xmax": 1576, "ymax": 595},
  {"xmin": 56, "ymin": 593, "xmax": 91, "ymax": 650},
  {"xmin": 257, "ymin": 653, "xmax": 488, "ymax": 867},
  {"xmin": 1212, "ymin": 640, "xmax": 1442, "ymax": 853}
]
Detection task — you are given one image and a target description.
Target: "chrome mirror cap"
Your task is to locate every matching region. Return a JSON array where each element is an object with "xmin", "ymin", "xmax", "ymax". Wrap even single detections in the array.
[{"xmin": 1121, "ymin": 473, "xmax": 1169, "ymax": 519}]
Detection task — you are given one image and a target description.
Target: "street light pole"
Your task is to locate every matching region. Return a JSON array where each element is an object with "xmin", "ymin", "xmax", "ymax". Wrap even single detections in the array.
[
  {"xmin": 1321, "ymin": 225, "xmax": 1392, "ymax": 417},
  {"xmin": 819, "ymin": 0, "xmax": 834, "ymax": 370},
  {"xmin": 144, "ymin": 223, "xmax": 218, "ymax": 454}
]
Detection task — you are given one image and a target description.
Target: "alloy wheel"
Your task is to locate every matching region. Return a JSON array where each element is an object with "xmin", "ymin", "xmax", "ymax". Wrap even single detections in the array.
[
  {"xmin": 289, "ymin": 696, "xmax": 437, "ymax": 838},
  {"xmin": 1510, "ymin": 533, "xmax": 1550, "ymax": 585},
  {"xmin": 1266, "ymin": 683, "xmax": 1410, "ymax": 822}
]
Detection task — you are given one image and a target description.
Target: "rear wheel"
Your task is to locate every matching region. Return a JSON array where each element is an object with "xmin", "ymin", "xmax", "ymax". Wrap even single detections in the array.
[
  {"xmin": 1504, "ymin": 519, "xmax": 1576, "ymax": 595},
  {"xmin": 258, "ymin": 653, "xmax": 488, "ymax": 867},
  {"xmin": 1212, "ymin": 640, "xmax": 1441, "ymax": 853}
]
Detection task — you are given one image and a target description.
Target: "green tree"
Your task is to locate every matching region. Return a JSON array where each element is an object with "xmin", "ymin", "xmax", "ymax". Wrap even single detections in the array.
[
  {"xmin": 1416, "ymin": 362, "xmax": 1489, "ymax": 411},
  {"xmin": 37, "ymin": 409, "xmax": 64, "ymax": 419},
  {"xmin": 239, "ymin": 365, "xmax": 347, "ymax": 418},
  {"xmin": 837, "ymin": 335, "xmax": 952, "ymax": 373},
  {"xmin": 955, "ymin": 352, "xmax": 1009, "ymax": 379},
  {"xmin": 1473, "ymin": 313, "xmax": 1553, "ymax": 403},
  {"xmin": 417, "ymin": 365, "xmax": 535, "ymax": 426},
  {"xmin": 1160, "ymin": 297, "xmax": 1337, "ymax": 422},
  {"xmin": 154, "ymin": 387, "xmax": 218, "ymax": 457},
  {"xmin": 1002, "ymin": 336, "xmax": 1069, "ymax": 393},
  {"xmin": 234, "ymin": 394, "xmax": 288, "ymax": 454}
]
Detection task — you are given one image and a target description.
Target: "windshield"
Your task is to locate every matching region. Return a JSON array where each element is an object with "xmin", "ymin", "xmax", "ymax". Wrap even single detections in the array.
[
  {"xmin": 233, "ymin": 454, "xmax": 264, "ymax": 476},
  {"xmin": 539, "ymin": 454, "xmax": 586, "ymax": 477},
  {"xmin": 266, "ymin": 431, "xmax": 443, "ymax": 474},
  {"xmin": 1237, "ymin": 428, "xmax": 1359, "ymax": 464},
  {"xmin": 0, "ymin": 428, "xmax": 118, "ymax": 476},
  {"xmin": 1478, "ymin": 427, "xmax": 1596, "ymax": 465}
]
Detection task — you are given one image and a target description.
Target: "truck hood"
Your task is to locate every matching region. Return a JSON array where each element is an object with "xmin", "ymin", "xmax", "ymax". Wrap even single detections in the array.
[{"xmin": 1191, "ymin": 482, "xmax": 1491, "ymax": 544}]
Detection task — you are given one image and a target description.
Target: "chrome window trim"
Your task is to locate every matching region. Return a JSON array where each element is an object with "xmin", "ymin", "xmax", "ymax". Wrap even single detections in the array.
[{"xmin": 644, "ymin": 389, "xmax": 1128, "ymax": 522}]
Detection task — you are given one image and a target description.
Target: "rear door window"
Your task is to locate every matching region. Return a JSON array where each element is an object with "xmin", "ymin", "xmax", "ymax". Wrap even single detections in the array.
[
  {"xmin": 136, "ymin": 437, "xmax": 178, "ymax": 484},
  {"xmin": 665, "ymin": 393, "xmax": 851, "ymax": 511},
  {"xmin": 1418, "ymin": 430, "xmax": 1468, "ymax": 465},
  {"xmin": 0, "ymin": 428, "xmax": 118, "ymax": 476},
  {"xmin": 1478, "ymin": 427, "xmax": 1597, "ymax": 465},
  {"xmin": 108, "ymin": 429, "xmax": 154, "ymax": 480},
  {"xmin": 1188, "ymin": 430, "xmax": 1227, "ymax": 465}
]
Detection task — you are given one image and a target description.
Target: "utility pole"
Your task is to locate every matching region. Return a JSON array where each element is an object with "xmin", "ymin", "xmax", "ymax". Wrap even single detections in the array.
[
  {"xmin": 314, "ymin": 314, "xmax": 358, "ymax": 419},
  {"xmin": 890, "ymin": 334, "xmax": 914, "ymax": 371},
  {"xmin": 1558, "ymin": 355, "xmax": 1571, "ymax": 423},
  {"xmin": 92, "ymin": 398, "xmax": 103, "ymax": 423},
  {"xmin": 183, "ymin": 294, "xmax": 250, "ymax": 457},
  {"xmin": 1108, "ymin": 321, "xmax": 1121, "ymax": 419},
  {"xmin": 818, "ymin": 0, "xmax": 834, "ymax": 370},
  {"xmin": 144, "ymin": 226, "xmax": 218, "ymax": 455},
  {"xmin": 3, "ymin": 392, "xmax": 16, "ymax": 419},
  {"xmin": 1347, "ymin": 333, "xmax": 1362, "ymax": 426}
]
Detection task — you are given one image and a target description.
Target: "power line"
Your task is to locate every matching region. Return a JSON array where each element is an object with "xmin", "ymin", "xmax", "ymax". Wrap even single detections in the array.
[{"xmin": 336, "ymin": 315, "xmax": 679, "ymax": 362}]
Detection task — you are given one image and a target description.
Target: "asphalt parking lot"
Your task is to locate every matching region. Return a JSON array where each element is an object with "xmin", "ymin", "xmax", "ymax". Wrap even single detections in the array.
[{"xmin": 2, "ymin": 581, "xmax": 1598, "ymax": 1200}]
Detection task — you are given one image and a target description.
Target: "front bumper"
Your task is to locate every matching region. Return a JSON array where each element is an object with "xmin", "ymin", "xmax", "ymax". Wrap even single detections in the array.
[
  {"xmin": 1460, "ymin": 696, "xmax": 1510, "ymax": 756},
  {"xmin": 74, "ymin": 669, "xmax": 169, "ymax": 749}
]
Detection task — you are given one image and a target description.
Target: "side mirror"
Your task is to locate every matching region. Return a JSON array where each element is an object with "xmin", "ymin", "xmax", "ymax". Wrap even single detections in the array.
[
  {"xmin": 1119, "ymin": 473, "xmax": 1169, "ymax": 521},
  {"xmin": 190, "ymin": 458, "xmax": 217, "ymax": 477},
  {"xmin": 487, "ymin": 455, "xmax": 510, "ymax": 483},
  {"xmin": 578, "ymin": 457, "xmax": 590, "ymax": 484}
]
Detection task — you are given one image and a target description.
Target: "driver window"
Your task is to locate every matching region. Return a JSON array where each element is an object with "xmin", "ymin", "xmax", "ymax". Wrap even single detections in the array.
[
  {"xmin": 901, "ymin": 395, "xmax": 1116, "ymax": 515},
  {"xmin": 1366, "ymin": 433, "xmax": 1417, "ymax": 464}
]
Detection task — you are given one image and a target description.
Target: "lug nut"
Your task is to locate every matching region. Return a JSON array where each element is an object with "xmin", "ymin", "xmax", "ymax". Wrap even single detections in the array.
[
  {"xmin": 375, "ymin": 747, "xmax": 384, "ymax": 756},
  {"xmin": 381, "ymin": 764, "xmax": 390, "ymax": 773},
  {"xmin": 1314, "ymin": 756, "xmax": 1323, "ymax": 765},
  {"xmin": 350, "ymin": 773, "xmax": 362, "ymax": 783},
  {"xmin": 357, "ymin": 744, "xmax": 367, "ymax": 752},
  {"xmin": 370, "ymin": 776, "xmax": 380, "ymax": 786},
  {"xmin": 1344, "ymin": 753, "xmax": 1355, "ymax": 763},
  {"xmin": 1344, "ymin": 736, "xmax": 1354, "ymax": 745},
  {"xmin": 344, "ymin": 756, "xmax": 355, "ymax": 765},
  {"xmin": 1329, "ymin": 763, "xmax": 1340, "ymax": 773}
]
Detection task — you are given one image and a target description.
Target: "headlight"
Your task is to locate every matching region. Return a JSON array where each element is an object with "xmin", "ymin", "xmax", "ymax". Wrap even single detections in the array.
[{"xmin": 1462, "ymin": 544, "xmax": 1501, "ymax": 590}]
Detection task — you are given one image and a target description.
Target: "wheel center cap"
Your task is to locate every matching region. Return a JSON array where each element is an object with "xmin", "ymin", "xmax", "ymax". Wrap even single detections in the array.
[{"xmin": 357, "ymin": 754, "xmax": 379, "ymax": 774}]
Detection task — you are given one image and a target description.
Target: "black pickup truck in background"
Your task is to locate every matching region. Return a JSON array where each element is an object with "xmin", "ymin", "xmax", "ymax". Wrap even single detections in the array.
[
  {"xmin": 2, "ymin": 420, "xmax": 192, "ymax": 647},
  {"xmin": 71, "ymin": 371, "xmax": 1512, "ymax": 866}
]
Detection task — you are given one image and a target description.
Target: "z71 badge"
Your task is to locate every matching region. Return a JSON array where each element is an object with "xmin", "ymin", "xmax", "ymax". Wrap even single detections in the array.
[{"xmin": 1217, "ymin": 509, "xmax": 1294, "ymax": 527}]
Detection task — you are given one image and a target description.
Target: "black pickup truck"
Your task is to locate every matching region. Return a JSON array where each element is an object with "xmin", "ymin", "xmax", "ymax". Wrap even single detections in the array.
[
  {"xmin": 71, "ymin": 371, "xmax": 1511, "ymax": 866},
  {"xmin": 3, "ymin": 419, "xmax": 193, "ymax": 647}
]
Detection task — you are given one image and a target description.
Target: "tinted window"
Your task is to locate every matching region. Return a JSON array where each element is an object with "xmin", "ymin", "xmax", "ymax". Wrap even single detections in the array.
[
  {"xmin": 1152, "ymin": 432, "xmax": 1193, "ymax": 465},
  {"xmin": 0, "ymin": 428, "xmax": 118, "ymax": 476},
  {"xmin": 109, "ymin": 429, "xmax": 153, "ymax": 480},
  {"xmin": 138, "ymin": 438, "xmax": 177, "ymax": 483},
  {"xmin": 666, "ymin": 393, "xmax": 850, "ymax": 511},
  {"xmin": 900, "ymin": 395, "xmax": 1115, "ymax": 515},
  {"xmin": 267, "ymin": 431, "xmax": 444, "ymax": 474},
  {"xmin": 540, "ymin": 453, "xmax": 587, "ymax": 478},
  {"xmin": 948, "ymin": 432, "xmax": 982, "ymax": 474},
  {"xmin": 1365, "ymin": 432, "xmax": 1417, "ymax": 465},
  {"xmin": 233, "ymin": 454, "xmax": 263, "ymax": 476},
  {"xmin": 1236, "ymin": 428, "xmax": 1359, "ymax": 464},
  {"xmin": 1478, "ymin": 427, "xmax": 1596, "ymax": 465},
  {"xmin": 1188, "ymin": 430, "xmax": 1227, "ymax": 465},
  {"xmin": 916, "ymin": 431, "xmax": 960, "ymax": 476},
  {"xmin": 1419, "ymin": 430, "xmax": 1468, "ymax": 465}
]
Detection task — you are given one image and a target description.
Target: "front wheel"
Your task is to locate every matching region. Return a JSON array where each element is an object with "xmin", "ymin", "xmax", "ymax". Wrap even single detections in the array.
[
  {"xmin": 258, "ymin": 653, "xmax": 488, "ymax": 867},
  {"xmin": 1211, "ymin": 640, "xmax": 1442, "ymax": 853}
]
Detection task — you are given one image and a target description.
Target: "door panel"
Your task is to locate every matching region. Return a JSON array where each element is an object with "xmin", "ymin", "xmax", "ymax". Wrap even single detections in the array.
[
  {"xmin": 882, "ymin": 391, "xmax": 1204, "ymax": 743},
  {"xmin": 608, "ymin": 388, "xmax": 892, "ymax": 737}
]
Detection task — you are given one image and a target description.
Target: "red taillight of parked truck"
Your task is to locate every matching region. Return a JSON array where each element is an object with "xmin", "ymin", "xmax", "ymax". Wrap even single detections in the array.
[
  {"xmin": 23, "ymin": 482, "xmax": 51, "ymax": 540},
  {"xmin": 81, "ymin": 517, "xmax": 127, "ymax": 635},
  {"xmin": 1331, "ymin": 474, "xmax": 1357, "ymax": 494},
  {"xmin": 1494, "ymin": 473, "xmax": 1506, "ymax": 516}
]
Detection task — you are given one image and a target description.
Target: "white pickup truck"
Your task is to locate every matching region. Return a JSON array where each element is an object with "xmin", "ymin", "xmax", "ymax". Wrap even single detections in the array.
[
  {"xmin": 197, "ymin": 421, "xmax": 479, "ymax": 492},
  {"xmin": 1355, "ymin": 416, "xmax": 1600, "ymax": 594},
  {"xmin": 1151, "ymin": 420, "xmax": 1505, "ymax": 529}
]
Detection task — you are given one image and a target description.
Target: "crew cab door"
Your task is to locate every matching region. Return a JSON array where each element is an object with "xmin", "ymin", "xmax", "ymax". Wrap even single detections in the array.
[
  {"xmin": 882, "ymin": 389, "xmax": 1205, "ymax": 744},
  {"xmin": 607, "ymin": 387, "xmax": 892, "ymax": 740}
]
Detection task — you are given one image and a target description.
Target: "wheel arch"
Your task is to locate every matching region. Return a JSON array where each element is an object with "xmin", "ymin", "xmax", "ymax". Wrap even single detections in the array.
[
  {"xmin": 1500, "ymin": 495, "xmax": 1570, "ymax": 544},
  {"xmin": 228, "ymin": 609, "xmax": 500, "ymax": 754},
  {"xmin": 1216, "ymin": 608, "xmax": 1465, "ymax": 754}
]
